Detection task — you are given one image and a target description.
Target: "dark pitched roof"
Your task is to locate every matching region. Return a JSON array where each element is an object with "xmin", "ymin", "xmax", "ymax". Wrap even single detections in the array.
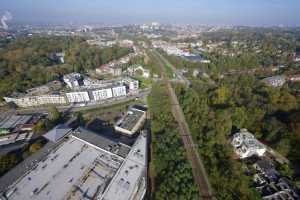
[
  {"xmin": 255, "ymin": 160, "xmax": 274, "ymax": 171},
  {"xmin": 43, "ymin": 124, "xmax": 72, "ymax": 142},
  {"xmin": 72, "ymin": 127, "xmax": 130, "ymax": 158}
]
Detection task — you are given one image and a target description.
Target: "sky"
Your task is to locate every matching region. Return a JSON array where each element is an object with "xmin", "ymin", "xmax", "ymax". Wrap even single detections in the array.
[{"xmin": 1, "ymin": 0, "xmax": 300, "ymax": 26}]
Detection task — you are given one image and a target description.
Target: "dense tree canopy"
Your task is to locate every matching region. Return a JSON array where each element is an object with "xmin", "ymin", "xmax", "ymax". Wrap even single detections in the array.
[
  {"xmin": 0, "ymin": 36, "xmax": 132, "ymax": 101},
  {"xmin": 173, "ymin": 72, "xmax": 299, "ymax": 199},
  {"xmin": 148, "ymin": 83, "xmax": 199, "ymax": 200}
]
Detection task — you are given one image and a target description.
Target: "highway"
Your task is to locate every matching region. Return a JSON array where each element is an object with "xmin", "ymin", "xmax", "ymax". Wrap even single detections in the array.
[{"xmin": 150, "ymin": 49, "xmax": 215, "ymax": 199}]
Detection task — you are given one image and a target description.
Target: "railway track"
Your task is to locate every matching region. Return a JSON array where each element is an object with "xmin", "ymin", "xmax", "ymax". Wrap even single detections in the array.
[{"xmin": 151, "ymin": 49, "xmax": 215, "ymax": 199}]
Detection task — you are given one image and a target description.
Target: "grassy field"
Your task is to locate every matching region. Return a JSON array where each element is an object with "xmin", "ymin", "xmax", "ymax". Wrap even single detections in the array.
[
  {"xmin": 132, "ymin": 76, "xmax": 152, "ymax": 89},
  {"xmin": 78, "ymin": 99, "xmax": 144, "ymax": 123},
  {"xmin": 150, "ymin": 49, "xmax": 175, "ymax": 79}
]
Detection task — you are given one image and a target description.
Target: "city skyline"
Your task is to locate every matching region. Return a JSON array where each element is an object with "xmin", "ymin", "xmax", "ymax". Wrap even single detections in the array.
[{"xmin": 1, "ymin": 0, "xmax": 300, "ymax": 26}]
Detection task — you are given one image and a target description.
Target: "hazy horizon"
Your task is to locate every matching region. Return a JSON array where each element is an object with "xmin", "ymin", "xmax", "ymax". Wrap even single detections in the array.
[{"xmin": 1, "ymin": 0, "xmax": 300, "ymax": 26}]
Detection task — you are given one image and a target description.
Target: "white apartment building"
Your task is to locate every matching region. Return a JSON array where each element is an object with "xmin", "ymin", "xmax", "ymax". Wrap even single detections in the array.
[
  {"xmin": 4, "ymin": 75, "xmax": 141, "ymax": 107},
  {"xmin": 152, "ymin": 40, "xmax": 192, "ymax": 56},
  {"xmin": 87, "ymin": 40, "xmax": 117, "ymax": 47},
  {"xmin": 63, "ymin": 73, "xmax": 82, "ymax": 89},
  {"xmin": 263, "ymin": 76, "xmax": 286, "ymax": 87},
  {"xmin": 112, "ymin": 86, "xmax": 127, "ymax": 97},
  {"xmin": 92, "ymin": 88, "xmax": 113, "ymax": 101},
  {"xmin": 4, "ymin": 95, "xmax": 67, "ymax": 108},
  {"xmin": 35, "ymin": 95, "xmax": 66, "ymax": 105},
  {"xmin": 128, "ymin": 80, "xmax": 139, "ymax": 91},
  {"xmin": 66, "ymin": 92, "xmax": 90, "ymax": 103},
  {"xmin": 122, "ymin": 78, "xmax": 139, "ymax": 92},
  {"xmin": 231, "ymin": 129, "xmax": 266, "ymax": 159},
  {"xmin": 83, "ymin": 77, "xmax": 104, "ymax": 86}
]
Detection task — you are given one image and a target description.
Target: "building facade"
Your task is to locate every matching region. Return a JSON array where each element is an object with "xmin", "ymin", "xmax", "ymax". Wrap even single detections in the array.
[
  {"xmin": 122, "ymin": 78, "xmax": 139, "ymax": 92},
  {"xmin": 66, "ymin": 92, "xmax": 90, "ymax": 103},
  {"xmin": 112, "ymin": 86, "xmax": 127, "ymax": 97},
  {"xmin": 63, "ymin": 73, "xmax": 82, "ymax": 89},
  {"xmin": 4, "ymin": 95, "xmax": 67, "ymax": 108},
  {"xmin": 92, "ymin": 88, "xmax": 113, "ymax": 101}
]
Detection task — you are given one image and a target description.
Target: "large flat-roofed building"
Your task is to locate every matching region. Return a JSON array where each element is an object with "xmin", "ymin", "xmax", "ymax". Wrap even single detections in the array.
[
  {"xmin": 66, "ymin": 91, "xmax": 90, "ymax": 103},
  {"xmin": 72, "ymin": 127, "xmax": 131, "ymax": 158},
  {"xmin": 0, "ymin": 115, "xmax": 32, "ymax": 130},
  {"xmin": 0, "ymin": 114, "xmax": 40, "ymax": 147},
  {"xmin": 43, "ymin": 124, "xmax": 72, "ymax": 143},
  {"xmin": 1, "ymin": 137, "xmax": 123, "ymax": 200},
  {"xmin": 100, "ymin": 132, "xmax": 147, "ymax": 200},
  {"xmin": 115, "ymin": 107, "xmax": 147, "ymax": 136},
  {"xmin": 0, "ymin": 131, "xmax": 34, "ymax": 147},
  {"xmin": 0, "ymin": 128, "xmax": 147, "ymax": 200}
]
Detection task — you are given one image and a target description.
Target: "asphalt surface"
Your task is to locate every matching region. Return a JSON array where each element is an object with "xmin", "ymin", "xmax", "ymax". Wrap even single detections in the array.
[{"xmin": 151, "ymin": 49, "xmax": 215, "ymax": 199}]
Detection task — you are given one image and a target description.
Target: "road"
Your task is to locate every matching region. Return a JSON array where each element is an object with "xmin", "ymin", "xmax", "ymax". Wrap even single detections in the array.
[
  {"xmin": 150, "ymin": 49, "xmax": 214, "ymax": 199},
  {"xmin": 16, "ymin": 89, "xmax": 150, "ymax": 115}
]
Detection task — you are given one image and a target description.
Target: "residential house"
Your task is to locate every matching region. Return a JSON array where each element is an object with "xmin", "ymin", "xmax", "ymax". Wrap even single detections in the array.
[{"xmin": 231, "ymin": 129, "xmax": 266, "ymax": 159}]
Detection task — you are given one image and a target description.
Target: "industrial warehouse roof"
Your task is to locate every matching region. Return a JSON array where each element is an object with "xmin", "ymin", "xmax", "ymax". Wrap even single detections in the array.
[
  {"xmin": 0, "ymin": 115, "xmax": 32, "ymax": 129},
  {"xmin": 1, "ymin": 131, "xmax": 147, "ymax": 200},
  {"xmin": 101, "ymin": 132, "xmax": 147, "ymax": 200},
  {"xmin": 115, "ymin": 107, "xmax": 146, "ymax": 135},
  {"xmin": 43, "ymin": 124, "xmax": 72, "ymax": 142},
  {"xmin": 0, "ymin": 141, "xmax": 27, "ymax": 156},
  {"xmin": 0, "ymin": 141, "xmax": 59, "ymax": 193},
  {"xmin": 72, "ymin": 127, "xmax": 131, "ymax": 158},
  {"xmin": 2, "ymin": 137, "xmax": 124, "ymax": 200}
]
